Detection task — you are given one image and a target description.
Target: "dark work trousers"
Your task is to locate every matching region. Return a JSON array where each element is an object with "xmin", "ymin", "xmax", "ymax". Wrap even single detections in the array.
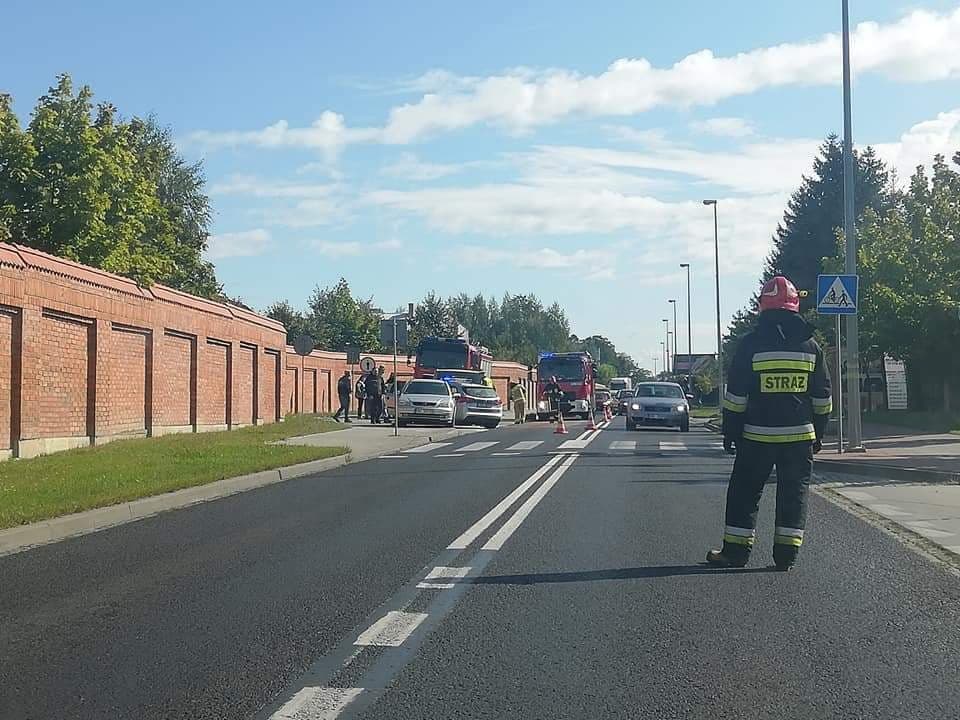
[
  {"xmin": 366, "ymin": 397, "xmax": 383, "ymax": 424},
  {"xmin": 334, "ymin": 394, "xmax": 351, "ymax": 421},
  {"xmin": 721, "ymin": 439, "xmax": 814, "ymax": 565},
  {"xmin": 357, "ymin": 396, "xmax": 365, "ymax": 418}
]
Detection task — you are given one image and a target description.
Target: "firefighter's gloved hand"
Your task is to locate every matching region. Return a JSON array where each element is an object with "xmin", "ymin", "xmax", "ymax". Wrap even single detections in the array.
[
  {"xmin": 723, "ymin": 437, "xmax": 737, "ymax": 455},
  {"xmin": 812, "ymin": 439, "xmax": 823, "ymax": 454}
]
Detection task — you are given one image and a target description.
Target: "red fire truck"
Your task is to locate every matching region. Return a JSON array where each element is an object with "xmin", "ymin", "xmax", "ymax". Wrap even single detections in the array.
[
  {"xmin": 414, "ymin": 337, "xmax": 493, "ymax": 379},
  {"xmin": 535, "ymin": 351, "xmax": 597, "ymax": 420}
]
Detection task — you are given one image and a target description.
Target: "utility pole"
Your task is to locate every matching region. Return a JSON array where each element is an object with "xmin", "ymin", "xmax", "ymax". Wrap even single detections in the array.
[
  {"xmin": 680, "ymin": 263, "xmax": 692, "ymax": 384},
  {"xmin": 842, "ymin": 0, "xmax": 865, "ymax": 451},
  {"xmin": 703, "ymin": 200, "xmax": 723, "ymax": 397},
  {"xmin": 668, "ymin": 299, "xmax": 678, "ymax": 373}
]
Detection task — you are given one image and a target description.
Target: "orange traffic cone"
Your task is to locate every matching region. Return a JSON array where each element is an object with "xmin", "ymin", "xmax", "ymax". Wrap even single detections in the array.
[
  {"xmin": 554, "ymin": 409, "xmax": 568, "ymax": 434},
  {"xmin": 586, "ymin": 409, "xmax": 598, "ymax": 431}
]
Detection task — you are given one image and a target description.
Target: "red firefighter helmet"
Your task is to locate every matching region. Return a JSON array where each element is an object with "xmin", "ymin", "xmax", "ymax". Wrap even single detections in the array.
[{"xmin": 759, "ymin": 275, "xmax": 800, "ymax": 313}]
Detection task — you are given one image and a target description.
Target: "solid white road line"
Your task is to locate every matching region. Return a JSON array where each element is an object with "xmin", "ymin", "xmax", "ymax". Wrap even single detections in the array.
[
  {"xmin": 507, "ymin": 440, "xmax": 543, "ymax": 451},
  {"xmin": 482, "ymin": 454, "xmax": 579, "ymax": 551},
  {"xmin": 609, "ymin": 440, "xmax": 636, "ymax": 450},
  {"xmin": 417, "ymin": 566, "xmax": 472, "ymax": 589},
  {"xmin": 447, "ymin": 454, "xmax": 565, "ymax": 550},
  {"xmin": 458, "ymin": 441, "xmax": 499, "ymax": 452},
  {"xmin": 434, "ymin": 453, "xmax": 464, "ymax": 458},
  {"xmin": 354, "ymin": 611, "xmax": 429, "ymax": 647},
  {"xmin": 491, "ymin": 452, "xmax": 520, "ymax": 457},
  {"xmin": 404, "ymin": 442, "xmax": 452, "ymax": 454},
  {"xmin": 379, "ymin": 455, "xmax": 407, "ymax": 459},
  {"xmin": 270, "ymin": 686, "xmax": 364, "ymax": 720}
]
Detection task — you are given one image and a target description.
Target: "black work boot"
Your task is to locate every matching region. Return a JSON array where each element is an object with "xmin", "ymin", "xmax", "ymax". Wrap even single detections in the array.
[
  {"xmin": 773, "ymin": 544, "xmax": 799, "ymax": 571},
  {"xmin": 705, "ymin": 542, "xmax": 750, "ymax": 568}
]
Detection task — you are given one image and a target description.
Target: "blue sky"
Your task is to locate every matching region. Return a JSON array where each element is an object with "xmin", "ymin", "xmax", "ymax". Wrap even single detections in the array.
[{"xmin": 4, "ymin": 1, "xmax": 960, "ymax": 370}]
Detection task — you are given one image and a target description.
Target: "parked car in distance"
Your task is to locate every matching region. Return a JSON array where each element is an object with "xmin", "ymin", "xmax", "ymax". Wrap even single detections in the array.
[
  {"xmin": 396, "ymin": 379, "xmax": 456, "ymax": 427},
  {"xmin": 625, "ymin": 382, "xmax": 690, "ymax": 432},
  {"xmin": 616, "ymin": 388, "xmax": 636, "ymax": 416},
  {"xmin": 453, "ymin": 382, "xmax": 502, "ymax": 428}
]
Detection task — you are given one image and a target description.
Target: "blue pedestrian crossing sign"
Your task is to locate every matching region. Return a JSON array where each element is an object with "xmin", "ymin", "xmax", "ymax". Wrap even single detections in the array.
[{"xmin": 817, "ymin": 274, "xmax": 858, "ymax": 315}]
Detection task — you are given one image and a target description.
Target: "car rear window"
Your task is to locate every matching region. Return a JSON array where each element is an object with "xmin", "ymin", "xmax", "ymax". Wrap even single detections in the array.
[
  {"xmin": 463, "ymin": 386, "xmax": 498, "ymax": 398},
  {"xmin": 404, "ymin": 381, "xmax": 449, "ymax": 395}
]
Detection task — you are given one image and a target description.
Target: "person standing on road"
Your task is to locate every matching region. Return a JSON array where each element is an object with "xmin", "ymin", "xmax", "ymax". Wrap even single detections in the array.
[
  {"xmin": 707, "ymin": 276, "xmax": 832, "ymax": 571},
  {"xmin": 334, "ymin": 370, "xmax": 353, "ymax": 423},
  {"xmin": 355, "ymin": 374, "xmax": 366, "ymax": 419},
  {"xmin": 544, "ymin": 376, "xmax": 562, "ymax": 421},
  {"xmin": 510, "ymin": 382, "xmax": 527, "ymax": 424},
  {"xmin": 365, "ymin": 370, "xmax": 384, "ymax": 424}
]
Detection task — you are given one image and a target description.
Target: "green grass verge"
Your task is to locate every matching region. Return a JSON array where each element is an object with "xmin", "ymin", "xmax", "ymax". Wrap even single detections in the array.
[
  {"xmin": 0, "ymin": 415, "xmax": 346, "ymax": 530},
  {"xmin": 863, "ymin": 410, "xmax": 960, "ymax": 435},
  {"xmin": 690, "ymin": 407, "xmax": 720, "ymax": 419}
]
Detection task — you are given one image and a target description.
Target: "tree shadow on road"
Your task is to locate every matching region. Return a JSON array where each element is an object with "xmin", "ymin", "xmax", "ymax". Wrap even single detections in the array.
[{"xmin": 469, "ymin": 564, "xmax": 777, "ymax": 585}]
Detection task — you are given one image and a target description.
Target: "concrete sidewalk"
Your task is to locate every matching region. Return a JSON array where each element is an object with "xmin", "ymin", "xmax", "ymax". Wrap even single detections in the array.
[{"xmin": 817, "ymin": 422, "xmax": 960, "ymax": 482}]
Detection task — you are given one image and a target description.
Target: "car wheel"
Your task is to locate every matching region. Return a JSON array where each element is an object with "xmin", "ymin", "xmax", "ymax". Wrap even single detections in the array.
[
  {"xmin": 485, "ymin": 420, "xmax": 500, "ymax": 429},
  {"xmin": 681, "ymin": 418, "xmax": 690, "ymax": 432}
]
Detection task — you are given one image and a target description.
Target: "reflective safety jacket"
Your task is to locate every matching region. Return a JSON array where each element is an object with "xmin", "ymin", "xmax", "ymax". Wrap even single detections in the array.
[{"xmin": 722, "ymin": 310, "xmax": 832, "ymax": 444}]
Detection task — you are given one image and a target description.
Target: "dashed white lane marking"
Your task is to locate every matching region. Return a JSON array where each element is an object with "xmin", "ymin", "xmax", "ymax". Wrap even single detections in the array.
[
  {"xmin": 404, "ymin": 442, "xmax": 452, "ymax": 454},
  {"xmin": 609, "ymin": 440, "xmax": 636, "ymax": 451},
  {"xmin": 482, "ymin": 454, "xmax": 579, "ymax": 551},
  {"xmin": 507, "ymin": 440, "xmax": 544, "ymax": 451},
  {"xmin": 270, "ymin": 686, "xmax": 363, "ymax": 719},
  {"xmin": 491, "ymin": 452, "xmax": 520, "ymax": 457},
  {"xmin": 659, "ymin": 441, "xmax": 687, "ymax": 451},
  {"xmin": 380, "ymin": 455, "xmax": 407, "ymax": 459},
  {"xmin": 867, "ymin": 503, "xmax": 911, "ymax": 518},
  {"xmin": 447, "ymin": 454, "xmax": 565, "ymax": 550},
  {"xmin": 840, "ymin": 489, "xmax": 877, "ymax": 502},
  {"xmin": 417, "ymin": 566, "xmax": 472, "ymax": 589},
  {"xmin": 434, "ymin": 453, "xmax": 464, "ymax": 458},
  {"xmin": 354, "ymin": 610, "xmax": 429, "ymax": 647},
  {"xmin": 458, "ymin": 441, "xmax": 499, "ymax": 452}
]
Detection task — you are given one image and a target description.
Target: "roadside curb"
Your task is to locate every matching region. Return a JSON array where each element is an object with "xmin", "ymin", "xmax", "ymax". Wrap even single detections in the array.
[
  {"xmin": 0, "ymin": 427, "xmax": 474, "ymax": 558},
  {"xmin": 814, "ymin": 458, "xmax": 960, "ymax": 485}
]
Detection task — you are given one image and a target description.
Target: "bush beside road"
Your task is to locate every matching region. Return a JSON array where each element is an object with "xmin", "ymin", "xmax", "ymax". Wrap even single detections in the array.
[{"xmin": 0, "ymin": 415, "xmax": 345, "ymax": 530}]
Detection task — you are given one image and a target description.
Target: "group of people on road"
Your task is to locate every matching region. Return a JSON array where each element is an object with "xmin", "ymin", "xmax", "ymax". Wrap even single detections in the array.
[{"xmin": 333, "ymin": 365, "xmax": 397, "ymax": 424}]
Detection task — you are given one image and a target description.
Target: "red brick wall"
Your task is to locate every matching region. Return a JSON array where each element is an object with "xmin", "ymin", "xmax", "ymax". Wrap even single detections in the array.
[
  {"xmin": 234, "ymin": 345, "xmax": 256, "ymax": 425},
  {"xmin": 303, "ymin": 369, "xmax": 316, "ymax": 414},
  {"xmin": 155, "ymin": 333, "xmax": 193, "ymax": 428},
  {"xmin": 107, "ymin": 326, "xmax": 148, "ymax": 435},
  {"xmin": 261, "ymin": 350, "xmax": 281, "ymax": 423},
  {"xmin": 199, "ymin": 340, "xmax": 229, "ymax": 426},
  {"xmin": 0, "ymin": 309, "xmax": 16, "ymax": 451},
  {"xmin": 40, "ymin": 312, "xmax": 91, "ymax": 438},
  {"xmin": 284, "ymin": 366, "xmax": 298, "ymax": 415}
]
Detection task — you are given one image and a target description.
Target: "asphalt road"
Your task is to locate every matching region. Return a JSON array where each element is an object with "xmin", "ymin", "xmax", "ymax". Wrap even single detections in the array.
[{"xmin": 3, "ymin": 417, "xmax": 960, "ymax": 719}]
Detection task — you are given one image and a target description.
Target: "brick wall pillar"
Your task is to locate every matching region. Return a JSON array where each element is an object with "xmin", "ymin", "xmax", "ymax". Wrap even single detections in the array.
[
  {"xmin": 92, "ymin": 317, "xmax": 109, "ymax": 442},
  {"xmin": 16, "ymin": 305, "xmax": 42, "ymax": 451}
]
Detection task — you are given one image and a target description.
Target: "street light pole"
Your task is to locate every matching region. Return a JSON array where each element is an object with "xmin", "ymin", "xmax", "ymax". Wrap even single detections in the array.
[
  {"xmin": 680, "ymin": 263, "xmax": 693, "ymax": 366},
  {"xmin": 660, "ymin": 343, "xmax": 665, "ymax": 378},
  {"xmin": 842, "ymin": 0, "xmax": 865, "ymax": 451},
  {"xmin": 662, "ymin": 319, "xmax": 670, "ymax": 378},
  {"xmin": 703, "ymin": 200, "xmax": 723, "ymax": 399},
  {"xmin": 668, "ymin": 299, "xmax": 678, "ymax": 373}
]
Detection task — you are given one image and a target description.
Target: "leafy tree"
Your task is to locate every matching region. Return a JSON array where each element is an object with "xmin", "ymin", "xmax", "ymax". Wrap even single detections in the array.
[
  {"xmin": 409, "ymin": 291, "xmax": 455, "ymax": 350},
  {"xmin": 0, "ymin": 75, "xmax": 221, "ymax": 295},
  {"xmin": 265, "ymin": 300, "xmax": 309, "ymax": 343},
  {"xmin": 596, "ymin": 363, "xmax": 619, "ymax": 385},
  {"xmin": 306, "ymin": 278, "xmax": 381, "ymax": 352}
]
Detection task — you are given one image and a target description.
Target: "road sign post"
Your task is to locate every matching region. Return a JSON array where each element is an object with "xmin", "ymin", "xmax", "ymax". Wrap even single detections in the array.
[{"xmin": 817, "ymin": 274, "xmax": 859, "ymax": 454}]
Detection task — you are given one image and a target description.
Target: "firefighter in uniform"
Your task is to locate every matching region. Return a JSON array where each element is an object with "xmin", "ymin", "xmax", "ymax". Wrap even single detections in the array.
[{"xmin": 707, "ymin": 276, "xmax": 832, "ymax": 571}]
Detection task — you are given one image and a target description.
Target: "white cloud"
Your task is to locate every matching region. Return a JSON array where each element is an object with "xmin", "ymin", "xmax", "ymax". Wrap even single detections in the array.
[
  {"xmin": 379, "ymin": 8, "xmax": 960, "ymax": 142},
  {"xmin": 210, "ymin": 175, "xmax": 337, "ymax": 199},
  {"xmin": 874, "ymin": 108, "xmax": 960, "ymax": 181},
  {"xmin": 188, "ymin": 8, "xmax": 960, "ymax": 149},
  {"xmin": 188, "ymin": 111, "xmax": 379, "ymax": 160},
  {"xmin": 690, "ymin": 117, "xmax": 754, "ymax": 138},
  {"xmin": 206, "ymin": 229, "xmax": 271, "ymax": 260},
  {"xmin": 381, "ymin": 152, "xmax": 466, "ymax": 180},
  {"xmin": 313, "ymin": 237, "xmax": 403, "ymax": 257}
]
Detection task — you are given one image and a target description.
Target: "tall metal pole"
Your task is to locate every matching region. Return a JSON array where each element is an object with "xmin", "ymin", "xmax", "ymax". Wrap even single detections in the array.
[
  {"xmin": 669, "ymin": 300, "xmax": 678, "ymax": 372},
  {"xmin": 662, "ymin": 319, "xmax": 670, "ymax": 377},
  {"xmin": 836, "ymin": 314, "xmax": 843, "ymax": 454},
  {"xmin": 681, "ymin": 263, "xmax": 692, "ymax": 385},
  {"xmin": 393, "ymin": 317, "xmax": 399, "ymax": 437},
  {"xmin": 703, "ymin": 200, "xmax": 724, "ymax": 398},
  {"xmin": 842, "ymin": 0, "xmax": 864, "ymax": 451}
]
